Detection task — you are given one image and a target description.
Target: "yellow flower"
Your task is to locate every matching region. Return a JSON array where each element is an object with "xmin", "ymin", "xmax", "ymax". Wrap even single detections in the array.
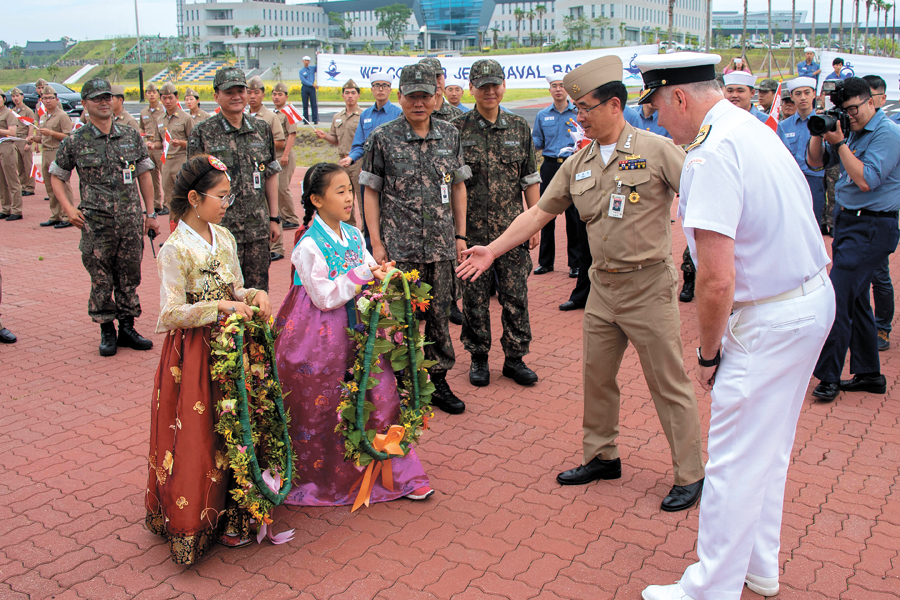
[
  {"xmin": 404, "ymin": 270, "xmax": 420, "ymax": 281},
  {"xmin": 170, "ymin": 366, "xmax": 182, "ymax": 384},
  {"xmin": 176, "ymin": 496, "xmax": 189, "ymax": 509},
  {"xmin": 193, "ymin": 401, "xmax": 206, "ymax": 415}
]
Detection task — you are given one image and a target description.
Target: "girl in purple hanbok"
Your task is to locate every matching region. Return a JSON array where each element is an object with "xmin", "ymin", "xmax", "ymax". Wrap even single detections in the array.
[{"xmin": 275, "ymin": 163, "xmax": 433, "ymax": 507}]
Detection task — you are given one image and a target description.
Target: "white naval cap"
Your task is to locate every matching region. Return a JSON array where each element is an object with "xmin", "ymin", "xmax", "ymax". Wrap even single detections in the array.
[
  {"xmin": 444, "ymin": 77, "xmax": 466, "ymax": 89},
  {"xmin": 804, "ymin": 47, "xmax": 816, "ymax": 54},
  {"xmin": 787, "ymin": 76, "xmax": 817, "ymax": 92},
  {"xmin": 546, "ymin": 73, "xmax": 564, "ymax": 85},
  {"xmin": 303, "ymin": 55, "xmax": 312, "ymax": 61},
  {"xmin": 722, "ymin": 71, "xmax": 757, "ymax": 88},
  {"xmin": 370, "ymin": 73, "xmax": 392, "ymax": 85},
  {"xmin": 633, "ymin": 52, "xmax": 722, "ymax": 104}
]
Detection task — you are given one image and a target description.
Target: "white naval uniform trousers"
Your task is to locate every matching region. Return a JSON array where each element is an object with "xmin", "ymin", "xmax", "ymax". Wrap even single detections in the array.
[{"xmin": 681, "ymin": 279, "xmax": 835, "ymax": 600}]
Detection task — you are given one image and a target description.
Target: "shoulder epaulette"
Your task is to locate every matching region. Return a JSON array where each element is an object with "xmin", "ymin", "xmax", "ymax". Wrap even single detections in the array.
[{"xmin": 685, "ymin": 124, "xmax": 712, "ymax": 152}]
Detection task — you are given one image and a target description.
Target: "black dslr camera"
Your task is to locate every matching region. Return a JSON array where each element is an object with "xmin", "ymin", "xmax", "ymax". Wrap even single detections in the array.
[{"xmin": 808, "ymin": 79, "xmax": 852, "ymax": 136}]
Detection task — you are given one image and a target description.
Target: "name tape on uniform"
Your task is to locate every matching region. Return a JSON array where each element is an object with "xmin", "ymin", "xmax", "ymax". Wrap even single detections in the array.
[{"xmin": 575, "ymin": 170, "xmax": 592, "ymax": 181}]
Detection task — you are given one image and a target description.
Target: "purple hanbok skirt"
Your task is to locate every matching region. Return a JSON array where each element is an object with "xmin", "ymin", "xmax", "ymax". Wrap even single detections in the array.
[{"xmin": 274, "ymin": 285, "xmax": 429, "ymax": 506}]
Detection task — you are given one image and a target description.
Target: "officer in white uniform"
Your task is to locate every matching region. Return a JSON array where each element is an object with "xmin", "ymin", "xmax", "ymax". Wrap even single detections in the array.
[{"xmin": 635, "ymin": 53, "xmax": 836, "ymax": 600}]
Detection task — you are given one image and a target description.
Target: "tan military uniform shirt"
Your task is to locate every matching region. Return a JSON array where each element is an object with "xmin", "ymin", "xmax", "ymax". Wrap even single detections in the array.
[
  {"xmin": 538, "ymin": 123, "xmax": 686, "ymax": 272},
  {"xmin": 12, "ymin": 105, "xmax": 35, "ymax": 137},
  {"xmin": 37, "ymin": 106, "xmax": 73, "ymax": 150},
  {"xmin": 0, "ymin": 106, "xmax": 19, "ymax": 138},
  {"xmin": 190, "ymin": 108, "xmax": 212, "ymax": 124},
  {"xmin": 250, "ymin": 105, "xmax": 285, "ymax": 143},
  {"xmin": 140, "ymin": 105, "xmax": 164, "ymax": 143},
  {"xmin": 330, "ymin": 106, "xmax": 362, "ymax": 158},
  {"xmin": 154, "ymin": 108, "xmax": 194, "ymax": 158},
  {"xmin": 114, "ymin": 110, "xmax": 141, "ymax": 133}
]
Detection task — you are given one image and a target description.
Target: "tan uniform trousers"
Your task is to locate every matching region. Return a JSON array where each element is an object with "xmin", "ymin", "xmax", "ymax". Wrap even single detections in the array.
[
  {"xmin": 0, "ymin": 143, "xmax": 21, "ymax": 216},
  {"xmin": 161, "ymin": 153, "xmax": 186, "ymax": 214},
  {"xmin": 345, "ymin": 157, "xmax": 363, "ymax": 231},
  {"xmin": 582, "ymin": 257, "xmax": 705, "ymax": 487},
  {"xmin": 270, "ymin": 151, "xmax": 297, "ymax": 257},
  {"xmin": 149, "ymin": 149, "xmax": 163, "ymax": 210},
  {"xmin": 14, "ymin": 140, "xmax": 34, "ymax": 193},
  {"xmin": 43, "ymin": 148, "xmax": 73, "ymax": 222}
]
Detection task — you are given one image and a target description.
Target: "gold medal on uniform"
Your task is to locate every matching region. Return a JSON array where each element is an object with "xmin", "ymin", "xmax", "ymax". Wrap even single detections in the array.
[
  {"xmin": 609, "ymin": 194, "xmax": 626, "ymax": 219},
  {"xmin": 629, "ymin": 189, "xmax": 640, "ymax": 203},
  {"xmin": 253, "ymin": 162, "xmax": 262, "ymax": 189},
  {"xmin": 123, "ymin": 161, "xmax": 133, "ymax": 185}
]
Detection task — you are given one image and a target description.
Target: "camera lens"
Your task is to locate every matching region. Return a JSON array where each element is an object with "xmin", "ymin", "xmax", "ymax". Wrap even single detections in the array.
[{"xmin": 808, "ymin": 114, "xmax": 836, "ymax": 136}]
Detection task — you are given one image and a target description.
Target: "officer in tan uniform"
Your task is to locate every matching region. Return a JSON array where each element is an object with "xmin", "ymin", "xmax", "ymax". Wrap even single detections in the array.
[
  {"xmin": 140, "ymin": 82, "xmax": 165, "ymax": 213},
  {"xmin": 0, "ymin": 90, "xmax": 23, "ymax": 221},
  {"xmin": 316, "ymin": 79, "xmax": 363, "ymax": 229},
  {"xmin": 184, "ymin": 88, "xmax": 211, "ymax": 123},
  {"xmin": 457, "ymin": 56, "xmax": 705, "ymax": 512},
  {"xmin": 10, "ymin": 88, "xmax": 36, "ymax": 197},
  {"xmin": 30, "ymin": 85, "xmax": 74, "ymax": 228},
  {"xmin": 246, "ymin": 76, "xmax": 287, "ymax": 260},
  {"xmin": 152, "ymin": 82, "xmax": 193, "ymax": 215},
  {"xmin": 111, "ymin": 85, "xmax": 140, "ymax": 132},
  {"xmin": 271, "ymin": 81, "xmax": 299, "ymax": 261}
]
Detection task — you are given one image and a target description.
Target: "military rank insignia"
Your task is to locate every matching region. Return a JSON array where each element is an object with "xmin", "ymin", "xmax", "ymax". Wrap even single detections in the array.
[
  {"xmin": 618, "ymin": 155, "xmax": 647, "ymax": 170},
  {"xmin": 444, "ymin": 173, "xmax": 452, "ymax": 183},
  {"xmin": 685, "ymin": 125, "xmax": 711, "ymax": 152}
]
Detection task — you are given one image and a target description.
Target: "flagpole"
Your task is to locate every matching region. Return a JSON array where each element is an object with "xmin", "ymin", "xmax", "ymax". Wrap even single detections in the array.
[{"xmin": 135, "ymin": 0, "xmax": 145, "ymax": 102}]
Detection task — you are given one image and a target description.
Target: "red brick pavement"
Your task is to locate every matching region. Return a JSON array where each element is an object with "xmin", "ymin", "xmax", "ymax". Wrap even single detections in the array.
[{"xmin": 1, "ymin": 169, "xmax": 899, "ymax": 600}]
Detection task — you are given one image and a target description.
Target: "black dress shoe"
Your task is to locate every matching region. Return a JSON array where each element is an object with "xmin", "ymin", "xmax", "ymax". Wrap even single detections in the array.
[
  {"xmin": 40, "ymin": 219, "xmax": 59, "ymax": 227},
  {"xmin": 449, "ymin": 302, "xmax": 463, "ymax": 325},
  {"xmin": 117, "ymin": 317, "xmax": 153, "ymax": 351},
  {"xmin": 54, "ymin": 221, "xmax": 73, "ymax": 229},
  {"xmin": 557, "ymin": 456, "xmax": 622, "ymax": 485},
  {"xmin": 99, "ymin": 322, "xmax": 117, "ymax": 356},
  {"xmin": 22, "ymin": 191, "xmax": 34, "ymax": 196},
  {"xmin": 661, "ymin": 478, "xmax": 704, "ymax": 512},
  {"xmin": 157, "ymin": 207, "xmax": 170, "ymax": 216},
  {"xmin": 469, "ymin": 354, "xmax": 490, "ymax": 387},
  {"xmin": 501, "ymin": 357, "xmax": 538, "ymax": 385},
  {"xmin": 6, "ymin": 214, "xmax": 23, "ymax": 221},
  {"xmin": 839, "ymin": 373, "xmax": 887, "ymax": 394},
  {"xmin": 559, "ymin": 300, "xmax": 585, "ymax": 311},
  {"xmin": 0, "ymin": 328, "xmax": 16, "ymax": 343},
  {"xmin": 44, "ymin": 197, "xmax": 50, "ymax": 201},
  {"xmin": 569, "ymin": 268, "xmax": 579, "ymax": 278},
  {"xmin": 270, "ymin": 252, "xmax": 284, "ymax": 261},
  {"xmin": 534, "ymin": 265, "xmax": 553, "ymax": 275},
  {"xmin": 430, "ymin": 373, "xmax": 465, "ymax": 414},
  {"xmin": 0, "ymin": 213, "xmax": 8, "ymax": 219},
  {"xmin": 679, "ymin": 278, "xmax": 695, "ymax": 302},
  {"xmin": 283, "ymin": 221, "xmax": 300, "ymax": 230},
  {"xmin": 812, "ymin": 381, "xmax": 840, "ymax": 401}
]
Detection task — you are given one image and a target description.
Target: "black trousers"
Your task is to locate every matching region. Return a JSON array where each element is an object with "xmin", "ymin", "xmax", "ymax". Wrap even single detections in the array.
[
  {"xmin": 538, "ymin": 158, "xmax": 581, "ymax": 270},
  {"xmin": 567, "ymin": 213, "xmax": 592, "ymax": 305}
]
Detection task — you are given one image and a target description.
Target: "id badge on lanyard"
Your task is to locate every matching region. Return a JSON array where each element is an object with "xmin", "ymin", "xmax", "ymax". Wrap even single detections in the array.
[
  {"xmin": 253, "ymin": 161, "xmax": 262, "ymax": 189},
  {"xmin": 123, "ymin": 161, "xmax": 134, "ymax": 184},
  {"xmin": 440, "ymin": 171, "xmax": 451, "ymax": 204}
]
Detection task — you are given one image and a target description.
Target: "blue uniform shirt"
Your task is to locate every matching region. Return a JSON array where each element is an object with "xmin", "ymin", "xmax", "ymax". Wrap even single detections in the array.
[
  {"xmin": 777, "ymin": 111, "xmax": 823, "ymax": 178},
  {"xmin": 348, "ymin": 100, "xmax": 403, "ymax": 162},
  {"xmin": 889, "ymin": 112, "xmax": 900, "ymax": 124},
  {"xmin": 797, "ymin": 61, "xmax": 820, "ymax": 80},
  {"xmin": 623, "ymin": 106, "xmax": 671, "ymax": 138},
  {"xmin": 825, "ymin": 70, "xmax": 851, "ymax": 81},
  {"xmin": 299, "ymin": 65, "xmax": 316, "ymax": 87},
  {"xmin": 453, "ymin": 104, "xmax": 471, "ymax": 113},
  {"xmin": 749, "ymin": 104, "xmax": 769, "ymax": 123},
  {"xmin": 824, "ymin": 109, "xmax": 900, "ymax": 211},
  {"xmin": 532, "ymin": 101, "xmax": 577, "ymax": 157}
]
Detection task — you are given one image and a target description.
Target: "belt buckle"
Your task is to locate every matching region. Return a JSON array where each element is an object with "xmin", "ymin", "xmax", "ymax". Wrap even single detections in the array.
[
  {"xmin": 557, "ymin": 158, "xmax": 564, "ymax": 163},
  {"xmin": 607, "ymin": 268, "xmax": 618, "ymax": 273}
]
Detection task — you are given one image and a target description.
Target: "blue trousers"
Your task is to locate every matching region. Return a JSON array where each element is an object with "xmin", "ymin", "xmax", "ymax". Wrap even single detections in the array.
[
  {"xmin": 813, "ymin": 210, "xmax": 900, "ymax": 382},
  {"xmin": 871, "ymin": 256, "xmax": 894, "ymax": 333},
  {"xmin": 805, "ymin": 174, "xmax": 826, "ymax": 226},
  {"xmin": 301, "ymin": 85, "xmax": 318, "ymax": 123}
]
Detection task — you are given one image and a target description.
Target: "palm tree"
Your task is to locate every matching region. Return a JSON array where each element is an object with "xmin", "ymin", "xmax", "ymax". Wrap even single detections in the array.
[
  {"xmin": 852, "ymin": 0, "xmax": 860, "ymax": 50},
  {"xmin": 536, "ymin": 4, "xmax": 547, "ymax": 45},
  {"xmin": 514, "ymin": 8, "xmax": 525, "ymax": 46},
  {"xmin": 742, "ymin": 0, "xmax": 749, "ymax": 60},
  {"xmin": 888, "ymin": 1, "xmax": 895, "ymax": 55},
  {"xmin": 840, "ymin": 0, "xmax": 845, "ymax": 46},
  {"xmin": 864, "ymin": 0, "xmax": 873, "ymax": 53},
  {"xmin": 829, "ymin": 0, "xmax": 835, "ymax": 47},
  {"xmin": 491, "ymin": 26, "xmax": 500, "ymax": 50},
  {"xmin": 527, "ymin": 10, "xmax": 535, "ymax": 46},
  {"xmin": 668, "ymin": 0, "xmax": 677, "ymax": 47},
  {"xmin": 812, "ymin": 0, "xmax": 817, "ymax": 46},
  {"xmin": 875, "ymin": 0, "xmax": 883, "ymax": 54},
  {"xmin": 791, "ymin": 0, "xmax": 797, "ymax": 73}
]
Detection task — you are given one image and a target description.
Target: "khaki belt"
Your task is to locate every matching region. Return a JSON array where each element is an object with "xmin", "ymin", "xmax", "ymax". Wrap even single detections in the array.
[
  {"xmin": 732, "ymin": 268, "xmax": 827, "ymax": 310},
  {"xmin": 597, "ymin": 261, "xmax": 662, "ymax": 274}
]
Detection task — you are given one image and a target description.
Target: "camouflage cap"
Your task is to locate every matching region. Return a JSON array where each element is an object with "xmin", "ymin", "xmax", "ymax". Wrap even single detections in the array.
[
  {"xmin": 36, "ymin": 78, "xmax": 48, "ymax": 87},
  {"xmin": 10, "ymin": 87, "xmax": 23, "ymax": 96},
  {"xmin": 247, "ymin": 76, "xmax": 265, "ymax": 91},
  {"xmin": 272, "ymin": 82, "xmax": 289, "ymax": 94},
  {"xmin": 111, "ymin": 85, "xmax": 126, "ymax": 97},
  {"xmin": 81, "ymin": 78, "xmax": 113, "ymax": 100},
  {"xmin": 159, "ymin": 81, "xmax": 178, "ymax": 95},
  {"xmin": 469, "ymin": 59, "xmax": 504, "ymax": 88},
  {"xmin": 399, "ymin": 64, "xmax": 436, "ymax": 96},
  {"xmin": 145, "ymin": 82, "xmax": 158, "ymax": 93},
  {"xmin": 184, "ymin": 87, "xmax": 200, "ymax": 99},
  {"xmin": 214, "ymin": 67, "xmax": 246, "ymax": 91},
  {"xmin": 758, "ymin": 78, "xmax": 779, "ymax": 92},
  {"xmin": 342, "ymin": 79, "xmax": 360, "ymax": 91},
  {"xmin": 418, "ymin": 57, "xmax": 444, "ymax": 78}
]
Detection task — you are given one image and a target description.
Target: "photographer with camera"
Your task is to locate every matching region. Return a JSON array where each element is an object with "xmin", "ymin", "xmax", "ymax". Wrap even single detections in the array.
[
  {"xmin": 778, "ymin": 77, "xmax": 827, "ymax": 232},
  {"xmin": 807, "ymin": 76, "xmax": 900, "ymax": 402}
]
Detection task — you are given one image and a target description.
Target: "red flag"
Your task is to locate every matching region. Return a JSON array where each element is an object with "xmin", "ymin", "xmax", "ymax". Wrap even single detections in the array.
[
  {"xmin": 283, "ymin": 103, "xmax": 303, "ymax": 125},
  {"xmin": 30, "ymin": 162, "xmax": 39, "ymax": 179},
  {"xmin": 37, "ymin": 101, "xmax": 46, "ymax": 118},
  {"xmin": 161, "ymin": 129, "xmax": 172, "ymax": 165},
  {"xmin": 72, "ymin": 120, "xmax": 85, "ymax": 131},
  {"xmin": 16, "ymin": 114, "xmax": 35, "ymax": 127},
  {"xmin": 765, "ymin": 83, "xmax": 783, "ymax": 133},
  {"xmin": 34, "ymin": 166, "xmax": 44, "ymax": 184},
  {"xmin": 214, "ymin": 106, "xmax": 221, "ymax": 114}
]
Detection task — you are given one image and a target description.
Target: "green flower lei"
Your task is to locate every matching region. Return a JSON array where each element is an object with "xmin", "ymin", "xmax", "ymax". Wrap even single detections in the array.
[
  {"xmin": 209, "ymin": 311, "xmax": 295, "ymax": 526},
  {"xmin": 336, "ymin": 269, "xmax": 436, "ymax": 467}
]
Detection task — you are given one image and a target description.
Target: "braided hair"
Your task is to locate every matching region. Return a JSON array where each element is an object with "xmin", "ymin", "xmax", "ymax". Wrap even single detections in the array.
[
  {"xmin": 171, "ymin": 154, "xmax": 229, "ymax": 221},
  {"xmin": 301, "ymin": 162, "xmax": 346, "ymax": 227}
]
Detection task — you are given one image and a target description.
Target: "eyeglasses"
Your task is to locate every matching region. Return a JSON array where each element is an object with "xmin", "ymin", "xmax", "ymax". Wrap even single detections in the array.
[
  {"xmin": 202, "ymin": 192, "xmax": 236, "ymax": 207},
  {"xmin": 372, "ymin": 83, "xmax": 391, "ymax": 89},
  {"xmin": 575, "ymin": 96, "xmax": 613, "ymax": 116},
  {"xmin": 88, "ymin": 94, "xmax": 113, "ymax": 103},
  {"xmin": 842, "ymin": 99, "xmax": 869, "ymax": 116}
]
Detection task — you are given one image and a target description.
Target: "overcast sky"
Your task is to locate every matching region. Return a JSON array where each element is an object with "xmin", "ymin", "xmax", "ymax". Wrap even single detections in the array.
[{"xmin": 2, "ymin": 0, "xmax": 872, "ymax": 47}]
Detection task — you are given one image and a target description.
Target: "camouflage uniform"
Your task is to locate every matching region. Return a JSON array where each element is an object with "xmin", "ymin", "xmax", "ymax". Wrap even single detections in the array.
[
  {"xmin": 681, "ymin": 246, "xmax": 695, "ymax": 274},
  {"xmin": 452, "ymin": 100, "xmax": 540, "ymax": 358},
  {"xmin": 50, "ymin": 108, "xmax": 155, "ymax": 324},
  {"xmin": 824, "ymin": 165, "xmax": 839, "ymax": 231},
  {"xmin": 187, "ymin": 68, "xmax": 281, "ymax": 291},
  {"xmin": 433, "ymin": 100, "xmax": 464, "ymax": 122},
  {"xmin": 360, "ymin": 102, "xmax": 470, "ymax": 374}
]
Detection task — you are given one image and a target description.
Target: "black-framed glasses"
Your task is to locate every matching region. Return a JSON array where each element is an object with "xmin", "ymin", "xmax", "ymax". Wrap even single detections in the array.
[
  {"xmin": 202, "ymin": 192, "xmax": 236, "ymax": 207},
  {"xmin": 575, "ymin": 96, "xmax": 612, "ymax": 116},
  {"xmin": 842, "ymin": 99, "xmax": 869, "ymax": 116},
  {"xmin": 372, "ymin": 83, "xmax": 391, "ymax": 90}
]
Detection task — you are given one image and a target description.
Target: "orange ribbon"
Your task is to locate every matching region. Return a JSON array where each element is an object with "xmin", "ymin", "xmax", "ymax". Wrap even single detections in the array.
[{"xmin": 350, "ymin": 425, "xmax": 406, "ymax": 512}]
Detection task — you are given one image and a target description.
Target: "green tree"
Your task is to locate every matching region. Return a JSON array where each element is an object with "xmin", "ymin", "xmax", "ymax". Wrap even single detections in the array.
[
  {"xmin": 329, "ymin": 12, "xmax": 356, "ymax": 39},
  {"xmin": 527, "ymin": 10, "xmax": 536, "ymax": 46},
  {"xmin": 563, "ymin": 15, "xmax": 590, "ymax": 47},
  {"xmin": 535, "ymin": 4, "xmax": 547, "ymax": 44},
  {"xmin": 375, "ymin": 4, "xmax": 413, "ymax": 52},
  {"xmin": 618, "ymin": 21, "xmax": 627, "ymax": 46},
  {"xmin": 593, "ymin": 16, "xmax": 611, "ymax": 46},
  {"xmin": 168, "ymin": 61, "xmax": 183, "ymax": 83},
  {"xmin": 232, "ymin": 27, "xmax": 241, "ymax": 39},
  {"xmin": 109, "ymin": 62, "xmax": 125, "ymax": 83},
  {"xmin": 47, "ymin": 63, "xmax": 61, "ymax": 82},
  {"xmin": 491, "ymin": 26, "xmax": 500, "ymax": 49}
]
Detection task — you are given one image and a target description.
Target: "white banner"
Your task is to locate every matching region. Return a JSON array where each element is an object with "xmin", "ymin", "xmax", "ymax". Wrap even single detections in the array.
[
  {"xmin": 316, "ymin": 46, "xmax": 660, "ymax": 89},
  {"xmin": 819, "ymin": 51, "xmax": 900, "ymax": 100}
]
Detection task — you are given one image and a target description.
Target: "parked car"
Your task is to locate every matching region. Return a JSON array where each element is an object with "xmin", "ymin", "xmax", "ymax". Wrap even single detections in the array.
[{"xmin": 5, "ymin": 82, "xmax": 83, "ymax": 118}]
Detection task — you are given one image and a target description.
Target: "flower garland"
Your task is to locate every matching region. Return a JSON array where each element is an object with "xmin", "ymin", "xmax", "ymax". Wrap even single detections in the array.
[
  {"xmin": 336, "ymin": 270, "xmax": 435, "ymax": 469},
  {"xmin": 210, "ymin": 311, "xmax": 295, "ymax": 528}
]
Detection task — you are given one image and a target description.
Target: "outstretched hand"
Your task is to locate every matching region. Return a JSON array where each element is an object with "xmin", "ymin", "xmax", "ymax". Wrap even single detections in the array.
[
  {"xmin": 371, "ymin": 260, "xmax": 397, "ymax": 281},
  {"xmin": 456, "ymin": 246, "xmax": 496, "ymax": 281}
]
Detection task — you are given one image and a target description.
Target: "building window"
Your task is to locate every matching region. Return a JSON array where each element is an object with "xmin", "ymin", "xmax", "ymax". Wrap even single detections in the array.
[{"xmin": 610, "ymin": 5, "xmax": 615, "ymax": 17}]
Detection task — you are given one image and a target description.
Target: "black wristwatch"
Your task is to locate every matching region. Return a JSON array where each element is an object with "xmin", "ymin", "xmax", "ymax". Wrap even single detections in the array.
[
  {"xmin": 832, "ymin": 140, "xmax": 847, "ymax": 151},
  {"xmin": 697, "ymin": 347, "xmax": 720, "ymax": 368},
  {"xmin": 455, "ymin": 234, "xmax": 468, "ymax": 242},
  {"xmin": 270, "ymin": 216, "xmax": 282, "ymax": 224}
]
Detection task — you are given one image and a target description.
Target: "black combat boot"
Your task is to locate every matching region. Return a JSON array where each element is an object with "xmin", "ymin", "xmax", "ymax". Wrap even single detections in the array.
[
  {"xmin": 501, "ymin": 357, "xmax": 538, "ymax": 386},
  {"xmin": 679, "ymin": 272, "xmax": 695, "ymax": 303},
  {"xmin": 469, "ymin": 354, "xmax": 490, "ymax": 387},
  {"xmin": 430, "ymin": 371, "xmax": 465, "ymax": 414},
  {"xmin": 99, "ymin": 322, "xmax": 117, "ymax": 357},
  {"xmin": 117, "ymin": 317, "xmax": 153, "ymax": 351}
]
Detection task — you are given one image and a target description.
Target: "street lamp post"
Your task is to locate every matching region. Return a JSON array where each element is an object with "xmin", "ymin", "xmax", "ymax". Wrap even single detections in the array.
[{"xmin": 135, "ymin": 0, "xmax": 145, "ymax": 101}]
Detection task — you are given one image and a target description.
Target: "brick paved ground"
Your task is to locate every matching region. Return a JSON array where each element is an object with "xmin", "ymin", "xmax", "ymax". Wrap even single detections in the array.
[{"xmin": 1, "ymin": 167, "xmax": 899, "ymax": 600}]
